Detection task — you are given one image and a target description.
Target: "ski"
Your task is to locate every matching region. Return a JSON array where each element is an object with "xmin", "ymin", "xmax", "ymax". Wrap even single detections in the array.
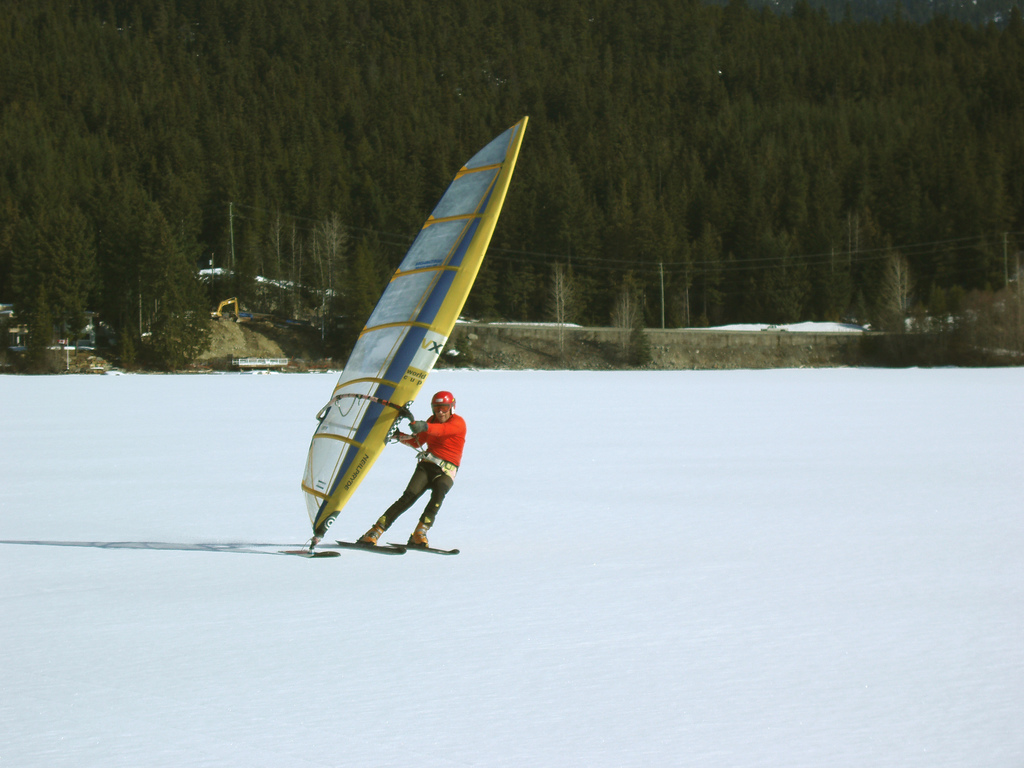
[
  {"xmin": 279, "ymin": 549, "xmax": 341, "ymax": 558},
  {"xmin": 387, "ymin": 542, "xmax": 460, "ymax": 556},
  {"xmin": 334, "ymin": 540, "xmax": 407, "ymax": 555}
]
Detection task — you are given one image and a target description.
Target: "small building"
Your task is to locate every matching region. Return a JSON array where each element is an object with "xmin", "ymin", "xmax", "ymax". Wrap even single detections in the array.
[{"xmin": 232, "ymin": 357, "xmax": 290, "ymax": 370}]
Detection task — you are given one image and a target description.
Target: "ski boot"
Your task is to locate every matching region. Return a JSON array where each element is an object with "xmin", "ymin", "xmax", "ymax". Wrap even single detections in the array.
[
  {"xmin": 408, "ymin": 520, "xmax": 430, "ymax": 548},
  {"xmin": 357, "ymin": 524, "xmax": 384, "ymax": 546}
]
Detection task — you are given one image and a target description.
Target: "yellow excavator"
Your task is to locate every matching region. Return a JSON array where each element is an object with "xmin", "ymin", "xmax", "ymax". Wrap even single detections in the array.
[{"xmin": 210, "ymin": 298, "xmax": 253, "ymax": 321}]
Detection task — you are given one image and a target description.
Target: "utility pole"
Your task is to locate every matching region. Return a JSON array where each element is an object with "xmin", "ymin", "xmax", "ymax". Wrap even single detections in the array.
[
  {"xmin": 659, "ymin": 262, "xmax": 665, "ymax": 329},
  {"xmin": 229, "ymin": 202, "xmax": 236, "ymax": 273},
  {"xmin": 1004, "ymin": 232, "xmax": 1009, "ymax": 288}
]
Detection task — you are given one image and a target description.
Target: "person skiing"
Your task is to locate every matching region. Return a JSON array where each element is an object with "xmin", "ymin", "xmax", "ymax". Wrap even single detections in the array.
[{"xmin": 357, "ymin": 390, "xmax": 466, "ymax": 548}]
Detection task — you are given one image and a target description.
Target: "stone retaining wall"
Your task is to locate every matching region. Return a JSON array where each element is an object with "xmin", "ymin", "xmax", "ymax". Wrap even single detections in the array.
[{"xmin": 450, "ymin": 322, "xmax": 874, "ymax": 369}]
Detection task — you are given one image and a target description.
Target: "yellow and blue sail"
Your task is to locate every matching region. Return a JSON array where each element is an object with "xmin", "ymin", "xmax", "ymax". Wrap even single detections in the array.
[{"xmin": 301, "ymin": 117, "xmax": 528, "ymax": 539}]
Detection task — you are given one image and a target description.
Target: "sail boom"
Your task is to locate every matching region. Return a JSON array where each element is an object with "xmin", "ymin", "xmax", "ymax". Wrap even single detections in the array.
[{"xmin": 331, "ymin": 376, "xmax": 400, "ymax": 396}]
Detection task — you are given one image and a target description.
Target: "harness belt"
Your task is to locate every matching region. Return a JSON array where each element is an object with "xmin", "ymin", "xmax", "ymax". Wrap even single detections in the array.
[{"xmin": 418, "ymin": 451, "xmax": 459, "ymax": 479}]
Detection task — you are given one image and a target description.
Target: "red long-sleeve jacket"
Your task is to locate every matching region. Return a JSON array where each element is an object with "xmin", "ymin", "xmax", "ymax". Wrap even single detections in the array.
[{"xmin": 398, "ymin": 413, "xmax": 466, "ymax": 466}]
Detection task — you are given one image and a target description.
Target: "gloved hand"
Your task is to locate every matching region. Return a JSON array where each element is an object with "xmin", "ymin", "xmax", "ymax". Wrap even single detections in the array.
[{"xmin": 410, "ymin": 420, "xmax": 428, "ymax": 434}]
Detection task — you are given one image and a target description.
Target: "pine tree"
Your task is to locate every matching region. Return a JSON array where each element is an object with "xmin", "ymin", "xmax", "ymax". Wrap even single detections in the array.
[
  {"xmin": 25, "ymin": 283, "xmax": 56, "ymax": 373},
  {"xmin": 142, "ymin": 215, "xmax": 212, "ymax": 370}
]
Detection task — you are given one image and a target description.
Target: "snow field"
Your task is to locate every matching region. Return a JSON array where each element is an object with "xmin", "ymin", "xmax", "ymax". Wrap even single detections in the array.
[{"xmin": 1, "ymin": 368, "xmax": 1022, "ymax": 767}]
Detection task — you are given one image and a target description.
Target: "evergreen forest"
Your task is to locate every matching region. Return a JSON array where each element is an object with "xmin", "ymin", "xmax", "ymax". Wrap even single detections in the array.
[{"xmin": 1, "ymin": 0, "xmax": 1023, "ymax": 368}]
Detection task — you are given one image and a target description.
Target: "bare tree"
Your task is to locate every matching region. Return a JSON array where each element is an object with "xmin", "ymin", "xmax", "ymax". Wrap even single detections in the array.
[
  {"xmin": 877, "ymin": 250, "xmax": 913, "ymax": 332},
  {"xmin": 320, "ymin": 213, "xmax": 347, "ymax": 274},
  {"xmin": 1016, "ymin": 252, "xmax": 1023, "ymax": 354},
  {"xmin": 289, "ymin": 224, "xmax": 302, "ymax": 320},
  {"xmin": 549, "ymin": 263, "xmax": 579, "ymax": 358},
  {"xmin": 311, "ymin": 212, "xmax": 349, "ymax": 340},
  {"xmin": 611, "ymin": 278, "xmax": 641, "ymax": 356},
  {"xmin": 682, "ymin": 269, "xmax": 690, "ymax": 327},
  {"xmin": 263, "ymin": 209, "xmax": 284, "ymax": 314},
  {"xmin": 609, "ymin": 274, "xmax": 652, "ymax": 366}
]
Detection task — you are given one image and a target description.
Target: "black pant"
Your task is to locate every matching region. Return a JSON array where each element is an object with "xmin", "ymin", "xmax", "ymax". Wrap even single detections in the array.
[{"xmin": 376, "ymin": 461, "xmax": 454, "ymax": 530}]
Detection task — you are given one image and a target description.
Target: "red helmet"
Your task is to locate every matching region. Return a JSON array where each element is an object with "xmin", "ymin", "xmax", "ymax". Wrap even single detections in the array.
[{"xmin": 431, "ymin": 391, "xmax": 455, "ymax": 408}]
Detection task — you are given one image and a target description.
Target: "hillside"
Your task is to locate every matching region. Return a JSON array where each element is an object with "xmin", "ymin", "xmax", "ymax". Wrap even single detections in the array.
[
  {"xmin": 196, "ymin": 319, "xmax": 323, "ymax": 369},
  {"xmin": 2, "ymin": 0, "xmax": 1023, "ymax": 367}
]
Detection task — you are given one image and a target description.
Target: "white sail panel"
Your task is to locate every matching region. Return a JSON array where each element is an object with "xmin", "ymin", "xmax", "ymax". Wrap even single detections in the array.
[
  {"xmin": 431, "ymin": 168, "xmax": 499, "ymax": 220},
  {"xmin": 365, "ymin": 272, "xmax": 439, "ymax": 328},
  {"xmin": 465, "ymin": 124, "xmax": 520, "ymax": 169},
  {"xmin": 333, "ymin": 326, "xmax": 407, "ymax": 387},
  {"xmin": 397, "ymin": 219, "xmax": 470, "ymax": 271}
]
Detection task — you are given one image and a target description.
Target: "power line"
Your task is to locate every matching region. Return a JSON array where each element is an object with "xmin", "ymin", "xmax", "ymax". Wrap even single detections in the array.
[{"xmin": 215, "ymin": 200, "xmax": 1022, "ymax": 279}]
